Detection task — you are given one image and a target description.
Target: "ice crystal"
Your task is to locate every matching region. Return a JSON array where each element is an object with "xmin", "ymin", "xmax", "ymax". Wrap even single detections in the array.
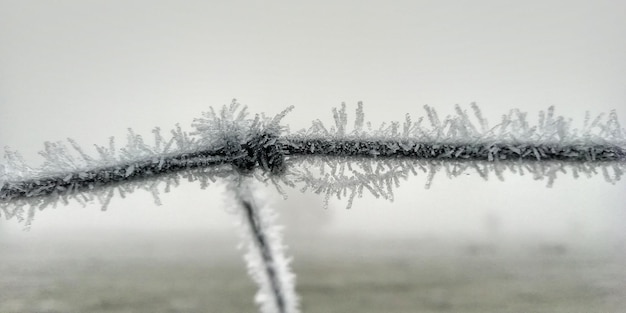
[
  {"xmin": 232, "ymin": 178, "xmax": 299, "ymax": 313},
  {"xmin": 1, "ymin": 99, "xmax": 624, "ymax": 313},
  {"xmin": 1, "ymin": 100, "xmax": 625, "ymax": 225},
  {"xmin": 0, "ymin": 99, "xmax": 291, "ymax": 225},
  {"xmin": 283, "ymin": 102, "xmax": 625, "ymax": 207}
]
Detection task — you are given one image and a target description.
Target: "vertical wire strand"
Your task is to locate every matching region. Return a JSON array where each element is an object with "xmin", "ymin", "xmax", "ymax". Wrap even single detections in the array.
[{"xmin": 235, "ymin": 179, "xmax": 298, "ymax": 313}]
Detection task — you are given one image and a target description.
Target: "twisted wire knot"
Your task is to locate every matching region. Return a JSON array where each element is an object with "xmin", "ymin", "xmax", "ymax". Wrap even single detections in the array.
[{"xmin": 220, "ymin": 131, "xmax": 287, "ymax": 176}]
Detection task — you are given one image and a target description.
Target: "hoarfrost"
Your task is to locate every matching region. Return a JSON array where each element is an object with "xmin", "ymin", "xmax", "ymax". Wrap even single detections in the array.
[
  {"xmin": 1, "ymin": 100, "xmax": 625, "ymax": 225},
  {"xmin": 232, "ymin": 178, "xmax": 299, "ymax": 313},
  {"xmin": 1, "ymin": 99, "xmax": 623, "ymax": 313},
  {"xmin": 283, "ymin": 102, "xmax": 625, "ymax": 207}
]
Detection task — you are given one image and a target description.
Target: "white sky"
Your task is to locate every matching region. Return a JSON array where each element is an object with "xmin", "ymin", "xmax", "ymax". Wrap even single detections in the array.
[{"xmin": 1, "ymin": 0, "xmax": 625, "ymax": 242}]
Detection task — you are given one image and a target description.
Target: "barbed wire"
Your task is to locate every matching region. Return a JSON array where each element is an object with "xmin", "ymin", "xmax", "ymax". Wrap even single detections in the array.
[
  {"xmin": 2, "ymin": 99, "xmax": 624, "ymax": 313},
  {"xmin": 1, "ymin": 100, "xmax": 625, "ymax": 224}
]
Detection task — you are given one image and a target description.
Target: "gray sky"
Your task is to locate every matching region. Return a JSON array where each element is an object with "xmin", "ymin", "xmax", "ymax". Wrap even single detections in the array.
[{"xmin": 1, "ymin": 0, "xmax": 625, "ymax": 241}]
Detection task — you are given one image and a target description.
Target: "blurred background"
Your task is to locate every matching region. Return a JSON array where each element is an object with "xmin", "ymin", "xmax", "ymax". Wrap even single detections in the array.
[{"xmin": 1, "ymin": 0, "xmax": 625, "ymax": 312}]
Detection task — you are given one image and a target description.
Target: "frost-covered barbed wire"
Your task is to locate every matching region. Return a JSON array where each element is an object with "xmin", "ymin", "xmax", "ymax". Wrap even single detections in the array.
[
  {"xmin": 233, "ymin": 178, "xmax": 299, "ymax": 313},
  {"xmin": 1, "ymin": 99, "xmax": 624, "ymax": 313},
  {"xmin": 1, "ymin": 100, "xmax": 625, "ymax": 224},
  {"xmin": 284, "ymin": 102, "xmax": 624, "ymax": 207}
]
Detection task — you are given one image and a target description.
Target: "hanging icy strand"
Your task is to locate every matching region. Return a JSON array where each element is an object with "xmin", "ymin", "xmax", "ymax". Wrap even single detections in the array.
[{"xmin": 234, "ymin": 179, "xmax": 299, "ymax": 313}]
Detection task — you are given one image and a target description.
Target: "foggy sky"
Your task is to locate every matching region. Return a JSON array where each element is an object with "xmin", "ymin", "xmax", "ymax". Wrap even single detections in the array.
[{"xmin": 1, "ymin": 0, "xmax": 625, "ymax": 241}]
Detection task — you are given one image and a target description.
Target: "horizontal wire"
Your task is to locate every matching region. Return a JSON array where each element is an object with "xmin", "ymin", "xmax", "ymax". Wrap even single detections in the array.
[
  {"xmin": 2, "ymin": 136, "xmax": 624, "ymax": 203},
  {"xmin": 285, "ymin": 138, "xmax": 625, "ymax": 162}
]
